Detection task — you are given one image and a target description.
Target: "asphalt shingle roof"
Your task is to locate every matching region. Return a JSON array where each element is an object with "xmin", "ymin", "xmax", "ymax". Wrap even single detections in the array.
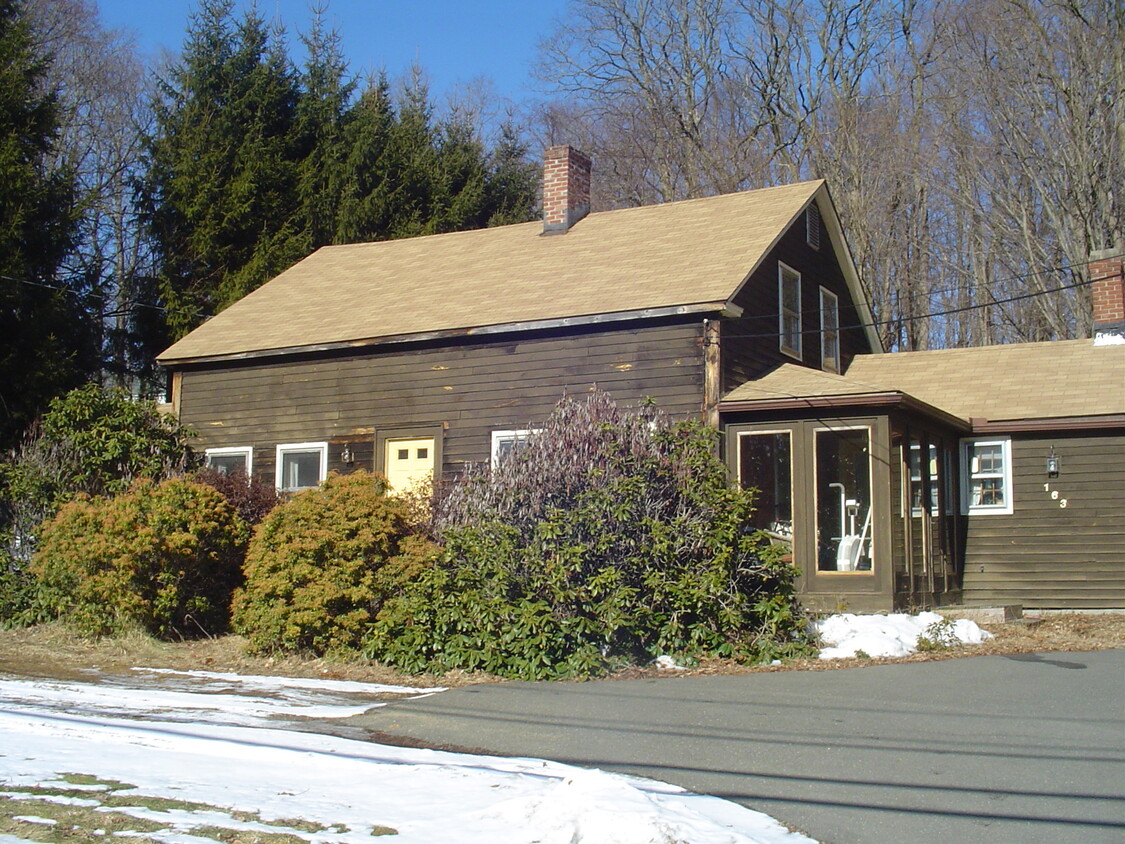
[
  {"xmin": 159, "ymin": 180, "xmax": 827, "ymax": 363},
  {"xmin": 722, "ymin": 339, "xmax": 1125, "ymax": 422}
]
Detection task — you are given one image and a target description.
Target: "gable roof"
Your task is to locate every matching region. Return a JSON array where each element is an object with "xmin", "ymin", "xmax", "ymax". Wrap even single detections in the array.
[
  {"xmin": 159, "ymin": 180, "xmax": 878, "ymax": 364},
  {"xmin": 721, "ymin": 339, "xmax": 1125, "ymax": 429}
]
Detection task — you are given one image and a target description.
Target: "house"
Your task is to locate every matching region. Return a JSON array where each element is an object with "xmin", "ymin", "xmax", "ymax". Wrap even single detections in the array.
[{"xmin": 158, "ymin": 146, "xmax": 1124, "ymax": 612}]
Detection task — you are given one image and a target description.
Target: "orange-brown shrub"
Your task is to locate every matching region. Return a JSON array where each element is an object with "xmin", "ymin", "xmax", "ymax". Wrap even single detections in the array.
[
  {"xmin": 231, "ymin": 471, "xmax": 435, "ymax": 656},
  {"xmin": 31, "ymin": 478, "xmax": 248, "ymax": 638}
]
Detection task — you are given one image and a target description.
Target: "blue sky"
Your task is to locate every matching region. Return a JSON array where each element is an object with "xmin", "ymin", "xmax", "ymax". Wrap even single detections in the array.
[{"xmin": 96, "ymin": 0, "xmax": 571, "ymax": 101}]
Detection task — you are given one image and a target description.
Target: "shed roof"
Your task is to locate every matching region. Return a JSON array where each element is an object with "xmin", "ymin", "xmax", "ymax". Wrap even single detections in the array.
[
  {"xmin": 159, "ymin": 180, "xmax": 870, "ymax": 364},
  {"xmin": 722, "ymin": 339, "xmax": 1125, "ymax": 426}
]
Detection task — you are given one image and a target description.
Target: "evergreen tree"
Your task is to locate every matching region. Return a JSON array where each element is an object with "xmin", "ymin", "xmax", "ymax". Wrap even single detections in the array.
[
  {"xmin": 141, "ymin": 1, "xmax": 538, "ymax": 343},
  {"xmin": 483, "ymin": 123, "xmax": 540, "ymax": 227},
  {"xmin": 142, "ymin": 0, "xmax": 303, "ymax": 339},
  {"xmin": 294, "ymin": 5, "xmax": 354, "ymax": 251},
  {"xmin": 0, "ymin": 0, "xmax": 95, "ymax": 449},
  {"xmin": 333, "ymin": 76, "xmax": 396, "ymax": 243}
]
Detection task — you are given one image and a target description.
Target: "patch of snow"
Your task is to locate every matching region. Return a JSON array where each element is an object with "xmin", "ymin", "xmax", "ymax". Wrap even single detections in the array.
[
  {"xmin": 0, "ymin": 791, "xmax": 101, "ymax": 807},
  {"xmin": 11, "ymin": 816, "xmax": 57, "ymax": 825},
  {"xmin": 139, "ymin": 667, "xmax": 442, "ymax": 696},
  {"xmin": 814, "ymin": 611, "xmax": 992, "ymax": 659},
  {"xmin": 1093, "ymin": 331, "xmax": 1125, "ymax": 345},
  {"xmin": 0, "ymin": 672, "xmax": 418, "ymax": 727},
  {"xmin": 653, "ymin": 655, "xmax": 688, "ymax": 671},
  {"xmin": 0, "ymin": 673, "xmax": 813, "ymax": 844}
]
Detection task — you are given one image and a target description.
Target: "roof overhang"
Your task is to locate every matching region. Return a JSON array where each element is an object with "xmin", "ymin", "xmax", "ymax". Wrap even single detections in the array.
[
  {"xmin": 969, "ymin": 414, "xmax": 1125, "ymax": 434},
  {"xmin": 158, "ymin": 300, "xmax": 734, "ymax": 367},
  {"xmin": 719, "ymin": 389, "xmax": 970, "ymax": 431}
]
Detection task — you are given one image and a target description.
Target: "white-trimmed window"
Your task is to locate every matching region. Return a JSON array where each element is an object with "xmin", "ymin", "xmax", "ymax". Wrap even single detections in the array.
[
  {"xmin": 820, "ymin": 287, "xmax": 839, "ymax": 373},
  {"xmin": 276, "ymin": 442, "xmax": 328, "ymax": 491},
  {"xmin": 205, "ymin": 446, "xmax": 252, "ymax": 476},
  {"xmin": 961, "ymin": 438, "xmax": 1013, "ymax": 515},
  {"xmin": 779, "ymin": 263, "xmax": 802, "ymax": 359},
  {"xmin": 491, "ymin": 429, "xmax": 537, "ymax": 467}
]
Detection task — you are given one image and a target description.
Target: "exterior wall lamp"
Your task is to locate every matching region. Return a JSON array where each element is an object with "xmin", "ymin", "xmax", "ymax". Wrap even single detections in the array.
[
  {"xmin": 1046, "ymin": 447, "xmax": 1060, "ymax": 478},
  {"xmin": 341, "ymin": 444, "xmax": 354, "ymax": 466}
]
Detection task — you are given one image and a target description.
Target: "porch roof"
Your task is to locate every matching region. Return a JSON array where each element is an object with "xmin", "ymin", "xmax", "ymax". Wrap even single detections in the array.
[{"xmin": 721, "ymin": 339, "xmax": 1125, "ymax": 430}]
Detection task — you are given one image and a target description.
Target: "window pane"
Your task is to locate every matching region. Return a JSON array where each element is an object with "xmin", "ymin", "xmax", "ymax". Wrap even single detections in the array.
[
  {"xmin": 816, "ymin": 429, "xmax": 872, "ymax": 572},
  {"xmin": 780, "ymin": 266, "xmax": 801, "ymax": 355},
  {"xmin": 282, "ymin": 451, "xmax": 321, "ymax": 489},
  {"xmin": 972, "ymin": 477, "xmax": 1004, "ymax": 507},
  {"xmin": 821, "ymin": 290, "xmax": 839, "ymax": 372},
  {"xmin": 781, "ymin": 269, "xmax": 800, "ymax": 310},
  {"xmin": 208, "ymin": 454, "xmax": 246, "ymax": 475},
  {"xmin": 976, "ymin": 444, "xmax": 1004, "ymax": 474},
  {"xmin": 739, "ymin": 433, "xmax": 792, "ymax": 539}
]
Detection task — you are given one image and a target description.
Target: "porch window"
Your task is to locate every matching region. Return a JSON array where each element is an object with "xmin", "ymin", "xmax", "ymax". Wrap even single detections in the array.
[
  {"xmin": 815, "ymin": 427, "xmax": 873, "ymax": 572},
  {"xmin": 961, "ymin": 438, "xmax": 1013, "ymax": 514},
  {"xmin": 820, "ymin": 287, "xmax": 839, "ymax": 373},
  {"xmin": 205, "ymin": 446, "xmax": 252, "ymax": 476},
  {"xmin": 738, "ymin": 431, "xmax": 793, "ymax": 544},
  {"xmin": 276, "ymin": 442, "xmax": 328, "ymax": 491},
  {"xmin": 909, "ymin": 442, "xmax": 940, "ymax": 515},
  {"xmin": 779, "ymin": 263, "xmax": 802, "ymax": 359}
]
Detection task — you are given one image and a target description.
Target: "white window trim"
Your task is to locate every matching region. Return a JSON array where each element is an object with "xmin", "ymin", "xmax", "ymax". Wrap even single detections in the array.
[
  {"xmin": 491, "ymin": 429, "xmax": 538, "ymax": 467},
  {"xmin": 960, "ymin": 438, "xmax": 1014, "ymax": 515},
  {"xmin": 275, "ymin": 441, "xmax": 328, "ymax": 491},
  {"xmin": 778, "ymin": 262, "xmax": 802, "ymax": 360},
  {"xmin": 820, "ymin": 286, "xmax": 839, "ymax": 373},
  {"xmin": 204, "ymin": 446, "xmax": 253, "ymax": 475}
]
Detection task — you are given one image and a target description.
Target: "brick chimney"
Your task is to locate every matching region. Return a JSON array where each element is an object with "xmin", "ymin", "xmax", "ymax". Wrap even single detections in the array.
[
  {"xmin": 1090, "ymin": 248, "xmax": 1125, "ymax": 344},
  {"xmin": 542, "ymin": 145, "xmax": 591, "ymax": 234}
]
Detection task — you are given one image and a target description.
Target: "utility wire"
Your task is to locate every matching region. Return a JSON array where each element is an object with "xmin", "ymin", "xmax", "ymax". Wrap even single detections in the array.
[{"xmin": 716, "ymin": 275, "xmax": 1101, "ymax": 342}]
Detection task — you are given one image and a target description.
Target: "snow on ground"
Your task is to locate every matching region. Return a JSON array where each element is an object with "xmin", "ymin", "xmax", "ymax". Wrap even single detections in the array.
[
  {"xmin": 0, "ymin": 667, "xmax": 441, "ymax": 726},
  {"xmin": 0, "ymin": 612, "xmax": 993, "ymax": 843},
  {"xmin": 0, "ymin": 670, "xmax": 813, "ymax": 844},
  {"xmin": 814, "ymin": 611, "xmax": 992, "ymax": 659}
]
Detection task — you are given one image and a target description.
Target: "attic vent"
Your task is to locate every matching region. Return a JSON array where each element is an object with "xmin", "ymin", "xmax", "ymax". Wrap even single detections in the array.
[{"xmin": 806, "ymin": 204, "xmax": 821, "ymax": 250}]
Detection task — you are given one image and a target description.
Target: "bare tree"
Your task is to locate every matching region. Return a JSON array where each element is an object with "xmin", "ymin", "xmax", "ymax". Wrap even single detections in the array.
[{"xmin": 25, "ymin": 0, "xmax": 157, "ymax": 391}]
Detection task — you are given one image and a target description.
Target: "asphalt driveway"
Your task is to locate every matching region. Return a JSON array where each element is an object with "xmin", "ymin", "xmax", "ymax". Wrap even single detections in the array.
[{"xmin": 337, "ymin": 650, "xmax": 1125, "ymax": 844}]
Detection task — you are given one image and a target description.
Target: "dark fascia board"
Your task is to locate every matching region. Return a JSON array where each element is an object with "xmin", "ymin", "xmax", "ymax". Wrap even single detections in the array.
[
  {"xmin": 970, "ymin": 414, "xmax": 1125, "ymax": 434},
  {"xmin": 158, "ymin": 301, "xmax": 734, "ymax": 367},
  {"xmin": 719, "ymin": 389, "xmax": 970, "ymax": 431}
]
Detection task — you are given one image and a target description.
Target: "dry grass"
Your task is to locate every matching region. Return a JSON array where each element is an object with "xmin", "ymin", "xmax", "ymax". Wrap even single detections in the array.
[
  {"xmin": 0, "ymin": 622, "xmax": 492, "ymax": 687},
  {"xmin": 0, "ymin": 612, "xmax": 1121, "ymax": 686}
]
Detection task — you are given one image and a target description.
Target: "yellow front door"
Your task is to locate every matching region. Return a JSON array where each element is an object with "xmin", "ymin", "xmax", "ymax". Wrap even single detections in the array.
[{"xmin": 384, "ymin": 437, "xmax": 434, "ymax": 494}]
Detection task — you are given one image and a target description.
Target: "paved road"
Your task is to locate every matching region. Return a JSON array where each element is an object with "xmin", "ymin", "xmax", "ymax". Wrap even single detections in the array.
[{"xmin": 337, "ymin": 650, "xmax": 1125, "ymax": 844}]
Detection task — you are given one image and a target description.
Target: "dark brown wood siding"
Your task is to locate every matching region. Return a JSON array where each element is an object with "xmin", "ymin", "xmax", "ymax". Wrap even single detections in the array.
[
  {"xmin": 720, "ymin": 202, "xmax": 872, "ymax": 392},
  {"xmin": 962, "ymin": 431, "xmax": 1125, "ymax": 608},
  {"xmin": 178, "ymin": 320, "xmax": 706, "ymax": 484}
]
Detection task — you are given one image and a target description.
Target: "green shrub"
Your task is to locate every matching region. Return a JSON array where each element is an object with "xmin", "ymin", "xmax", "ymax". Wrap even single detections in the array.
[
  {"xmin": 231, "ymin": 471, "xmax": 436, "ymax": 656},
  {"xmin": 365, "ymin": 389, "xmax": 811, "ymax": 679},
  {"xmin": 1, "ymin": 384, "xmax": 193, "ymax": 566},
  {"xmin": 30, "ymin": 477, "xmax": 248, "ymax": 638}
]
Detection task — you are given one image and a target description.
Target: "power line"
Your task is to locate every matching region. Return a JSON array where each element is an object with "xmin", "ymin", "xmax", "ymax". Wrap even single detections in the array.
[
  {"xmin": 1, "ymin": 273, "xmax": 207, "ymax": 319},
  {"xmin": 715, "ymin": 275, "xmax": 1096, "ymax": 343}
]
